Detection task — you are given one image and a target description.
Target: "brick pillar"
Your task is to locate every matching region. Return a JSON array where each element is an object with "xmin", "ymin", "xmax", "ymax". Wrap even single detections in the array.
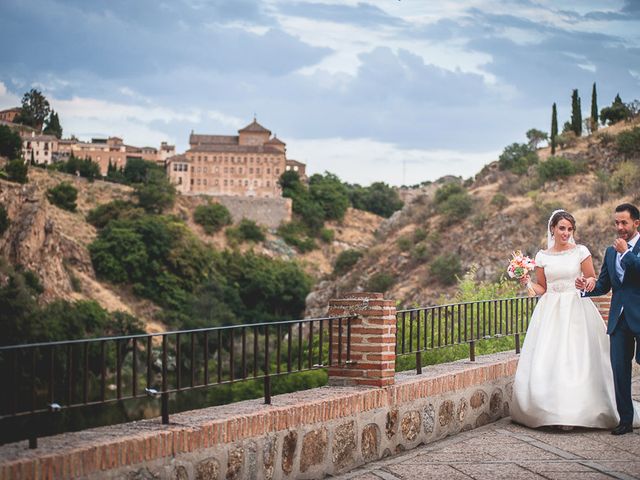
[
  {"xmin": 591, "ymin": 293, "xmax": 612, "ymax": 323},
  {"xmin": 327, "ymin": 292, "xmax": 396, "ymax": 387}
]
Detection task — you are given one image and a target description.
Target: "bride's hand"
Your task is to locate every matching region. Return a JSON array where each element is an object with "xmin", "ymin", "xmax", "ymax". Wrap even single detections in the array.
[
  {"xmin": 584, "ymin": 277, "xmax": 596, "ymax": 292},
  {"xmin": 518, "ymin": 274, "xmax": 531, "ymax": 287}
]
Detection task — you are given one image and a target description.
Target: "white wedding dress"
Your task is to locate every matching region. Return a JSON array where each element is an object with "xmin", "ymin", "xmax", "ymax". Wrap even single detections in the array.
[{"xmin": 511, "ymin": 245, "xmax": 640, "ymax": 429}]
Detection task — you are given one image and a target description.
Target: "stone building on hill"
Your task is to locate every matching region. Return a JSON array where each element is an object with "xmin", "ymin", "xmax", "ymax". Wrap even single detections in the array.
[{"xmin": 167, "ymin": 119, "xmax": 305, "ymax": 198}]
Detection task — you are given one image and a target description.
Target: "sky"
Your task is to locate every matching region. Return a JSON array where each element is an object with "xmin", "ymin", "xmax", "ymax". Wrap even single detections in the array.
[{"xmin": 0, "ymin": 0, "xmax": 639, "ymax": 186}]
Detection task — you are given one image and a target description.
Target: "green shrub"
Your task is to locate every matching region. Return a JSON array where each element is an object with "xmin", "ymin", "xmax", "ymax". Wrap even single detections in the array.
[
  {"xmin": 320, "ymin": 228, "xmax": 334, "ymax": 243},
  {"xmin": 366, "ymin": 272, "xmax": 395, "ymax": 293},
  {"xmin": 0, "ymin": 204, "xmax": 9, "ymax": 235},
  {"xmin": 46, "ymin": 182, "xmax": 78, "ymax": 212},
  {"xmin": 5, "ymin": 159, "xmax": 28, "ymax": 184},
  {"xmin": 410, "ymin": 243, "xmax": 430, "ymax": 262},
  {"xmin": 431, "ymin": 254, "xmax": 461, "ymax": 285},
  {"xmin": 86, "ymin": 200, "xmax": 143, "ymax": 229},
  {"xmin": 193, "ymin": 203, "xmax": 232, "ymax": 234},
  {"xmin": 333, "ymin": 249, "xmax": 363, "ymax": 276},
  {"xmin": 412, "ymin": 228, "xmax": 427, "ymax": 243},
  {"xmin": 397, "ymin": 235, "xmax": 412, "ymax": 251},
  {"xmin": 437, "ymin": 192, "xmax": 473, "ymax": 224},
  {"xmin": 226, "ymin": 219, "xmax": 265, "ymax": 243},
  {"xmin": 277, "ymin": 221, "xmax": 317, "ymax": 253},
  {"xmin": 616, "ymin": 127, "xmax": 640, "ymax": 157},
  {"xmin": 491, "ymin": 193, "xmax": 509, "ymax": 209},
  {"xmin": 610, "ymin": 162, "xmax": 640, "ymax": 195},
  {"xmin": 537, "ymin": 156, "xmax": 578, "ymax": 183},
  {"xmin": 434, "ymin": 182, "xmax": 465, "ymax": 204}
]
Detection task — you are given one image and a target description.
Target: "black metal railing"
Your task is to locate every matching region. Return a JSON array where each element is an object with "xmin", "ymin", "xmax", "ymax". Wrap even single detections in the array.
[
  {"xmin": 396, "ymin": 296, "xmax": 539, "ymax": 373},
  {"xmin": 0, "ymin": 315, "xmax": 355, "ymax": 448}
]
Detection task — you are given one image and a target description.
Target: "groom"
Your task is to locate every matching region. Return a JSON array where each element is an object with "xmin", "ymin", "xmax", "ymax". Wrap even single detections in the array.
[{"xmin": 576, "ymin": 203, "xmax": 640, "ymax": 435}]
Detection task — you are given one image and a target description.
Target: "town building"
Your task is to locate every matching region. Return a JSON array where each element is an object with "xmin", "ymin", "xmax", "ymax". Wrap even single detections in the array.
[
  {"xmin": 0, "ymin": 107, "xmax": 21, "ymax": 123},
  {"xmin": 167, "ymin": 119, "xmax": 305, "ymax": 198},
  {"xmin": 22, "ymin": 131, "xmax": 59, "ymax": 165},
  {"xmin": 70, "ymin": 137, "xmax": 127, "ymax": 175},
  {"xmin": 285, "ymin": 159, "xmax": 307, "ymax": 181}
]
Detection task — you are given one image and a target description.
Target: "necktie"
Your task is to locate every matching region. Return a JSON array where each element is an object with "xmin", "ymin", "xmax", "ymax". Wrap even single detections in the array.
[{"xmin": 617, "ymin": 243, "xmax": 633, "ymax": 282}]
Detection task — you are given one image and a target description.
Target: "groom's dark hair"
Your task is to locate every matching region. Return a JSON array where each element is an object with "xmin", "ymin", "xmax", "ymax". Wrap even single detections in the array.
[{"xmin": 615, "ymin": 203, "xmax": 640, "ymax": 221}]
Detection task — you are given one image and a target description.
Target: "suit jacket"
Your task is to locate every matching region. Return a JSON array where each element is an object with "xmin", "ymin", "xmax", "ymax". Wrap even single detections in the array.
[{"xmin": 588, "ymin": 240, "xmax": 640, "ymax": 335}]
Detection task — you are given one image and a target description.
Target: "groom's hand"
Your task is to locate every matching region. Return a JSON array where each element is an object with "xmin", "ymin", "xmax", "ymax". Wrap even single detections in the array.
[{"xmin": 614, "ymin": 238, "xmax": 629, "ymax": 254}]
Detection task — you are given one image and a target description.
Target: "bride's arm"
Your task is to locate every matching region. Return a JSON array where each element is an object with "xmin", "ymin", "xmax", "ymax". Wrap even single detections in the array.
[
  {"xmin": 521, "ymin": 266, "xmax": 546, "ymax": 295},
  {"xmin": 580, "ymin": 256, "xmax": 597, "ymax": 292}
]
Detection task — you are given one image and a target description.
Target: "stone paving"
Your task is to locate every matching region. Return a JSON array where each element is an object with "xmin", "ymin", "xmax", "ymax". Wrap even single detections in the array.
[{"xmin": 333, "ymin": 377, "xmax": 640, "ymax": 480}]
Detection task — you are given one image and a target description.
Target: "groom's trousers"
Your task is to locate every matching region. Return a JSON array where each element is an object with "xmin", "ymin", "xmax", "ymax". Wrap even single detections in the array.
[{"xmin": 610, "ymin": 313, "xmax": 635, "ymax": 425}]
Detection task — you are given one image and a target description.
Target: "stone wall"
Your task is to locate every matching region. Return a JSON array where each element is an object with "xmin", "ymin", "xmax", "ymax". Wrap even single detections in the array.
[
  {"xmin": 0, "ymin": 352, "xmax": 518, "ymax": 480},
  {"xmin": 211, "ymin": 195, "xmax": 292, "ymax": 229}
]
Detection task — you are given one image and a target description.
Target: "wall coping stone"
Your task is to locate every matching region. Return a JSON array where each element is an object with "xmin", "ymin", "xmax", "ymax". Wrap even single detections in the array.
[{"xmin": 0, "ymin": 351, "xmax": 518, "ymax": 478}]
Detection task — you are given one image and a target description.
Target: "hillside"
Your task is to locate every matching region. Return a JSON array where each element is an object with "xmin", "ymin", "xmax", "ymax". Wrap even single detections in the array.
[
  {"xmin": 0, "ymin": 168, "xmax": 383, "ymax": 332},
  {"xmin": 2, "ymin": 117, "xmax": 639, "ymax": 329},
  {"xmin": 306, "ymin": 118, "xmax": 640, "ymax": 316}
]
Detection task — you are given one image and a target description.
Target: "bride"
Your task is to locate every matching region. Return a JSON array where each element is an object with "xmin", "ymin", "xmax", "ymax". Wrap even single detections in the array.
[{"xmin": 511, "ymin": 209, "xmax": 638, "ymax": 429}]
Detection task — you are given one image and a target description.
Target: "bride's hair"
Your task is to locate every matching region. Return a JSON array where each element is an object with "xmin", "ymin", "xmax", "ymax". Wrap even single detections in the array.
[{"xmin": 549, "ymin": 210, "xmax": 576, "ymax": 233}]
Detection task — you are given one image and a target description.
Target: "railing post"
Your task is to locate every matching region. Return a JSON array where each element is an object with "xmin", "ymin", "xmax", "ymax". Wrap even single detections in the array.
[
  {"xmin": 327, "ymin": 292, "xmax": 396, "ymax": 387},
  {"xmin": 161, "ymin": 335, "xmax": 169, "ymax": 424},
  {"xmin": 514, "ymin": 333, "xmax": 521, "ymax": 354}
]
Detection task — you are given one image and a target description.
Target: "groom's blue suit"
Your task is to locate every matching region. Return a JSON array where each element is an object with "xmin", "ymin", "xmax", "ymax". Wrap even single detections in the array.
[{"xmin": 588, "ymin": 237, "xmax": 640, "ymax": 425}]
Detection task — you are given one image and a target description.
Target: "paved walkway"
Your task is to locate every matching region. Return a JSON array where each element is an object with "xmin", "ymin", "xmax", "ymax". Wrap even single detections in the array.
[{"xmin": 334, "ymin": 378, "xmax": 640, "ymax": 480}]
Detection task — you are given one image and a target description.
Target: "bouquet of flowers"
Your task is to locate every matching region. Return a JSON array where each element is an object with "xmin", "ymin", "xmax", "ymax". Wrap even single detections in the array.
[{"xmin": 507, "ymin": 250, "xmax": 536, "ymax": 296}]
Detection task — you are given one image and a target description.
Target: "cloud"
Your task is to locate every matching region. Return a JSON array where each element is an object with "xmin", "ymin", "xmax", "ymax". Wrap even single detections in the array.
[{"xmin": 289, "ymin": 136, "xmax": 500, "ymax": 186}]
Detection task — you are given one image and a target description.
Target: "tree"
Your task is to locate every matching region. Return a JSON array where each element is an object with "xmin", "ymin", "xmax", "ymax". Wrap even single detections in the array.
[
  {"xmin": 600, "ymin": 94, "xmax": 631, "ymax": 125},
  {"xmin": 525, "ymin": 128, "xmax": 548, "ymax": 149},
  {"xmin": 5, "ymin": 159, "xmax": 28, "ymax": 183},
  {"xmin": 308, "ymin": 172, "xmax": 350, "ymax": 221},
  {"xmin": 134, "ymin": 169, "xmax": 176, "ymax": 213},
  {"xmin": 348, "ymin": 182, "xmax": 403, "ymax": 218},
  {"xmin": 46, "ymin": 182, "xmax": 78, "ymax": 212},
  {"xmin": 124, "ymin": 158, "xmax": 157, "ymax": 184},
  {"xmin": 43, "ymin": 110, "xmax": 63, "ymax": 138},
  {"xmin": 15, "ymin": 89, "xmax": 51, "ymax": 131},
  {"xmin": 0, "ymin": 125, "xmax": 22, "ymax": 160},
  {"xmin": 551, "ymin": 103, "xmax": 558, "ymax": 155},
  {"xmin": 498, "ymin": 143, "xmax": 538, "ymax": 174},
  {"xmin": 570, "ymin": 89, "xmax": 582, "ymax": 137},
  {"xmin": 590, "ymin": 82, "xmax": 598, "ymax": 132}
]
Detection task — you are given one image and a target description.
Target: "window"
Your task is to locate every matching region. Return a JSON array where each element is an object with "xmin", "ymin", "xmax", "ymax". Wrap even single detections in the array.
[
  {"xmin": 224, "ymin": 167, "xmax": 228, "ymax": 174},
  {"xmin": 294, "ymin": 166, "xmax": 299, "ymax": 171},
  {"xmin": 244, "ymin": 180, "xmax": 248, "ymax": 186},
  {"xmin": 224, "ymin": 180, "xmax": 228, "ymax": 186},
  {"xmin": 191, "ymin": 166, "xmax": 195, "ymax": 173},
  {"xmin": 256, "ymin": 168, "xmax": 260, "ymax": 174},
  {"xmin": 203, "ymin": 179, "xmax": 207, "ymax": 185},
  {"xmin": 204, "ymin": 156, "xmax": 208, "ymax": 161},
  {"xmin": 267, "ymin": 168, "xmax": 270, "ymax": 174},
  {"xmin": 214, "ymin": 179, "xmax": 219, "ymax": 185},
  {"xmin": 197, "ymin": 179, "xmax": 201, "ymax": 185},
  {"xmin": 215, "ymin": 167, "xmax": 219, "ymax": 173},
  {"xmin": 249, "ymin": 167, "xmax": 253, "ymax": 174},
  {"xmin": 178, "ymin": 178, "xmax": 182, "ymax": 185},
  {"xmin": 275, "ymin": 168, "xmax": 279, "ymax": 174},
  {"xmin": 191, "ymin": 179, "xmax": 194, "ymax": 185},
  {"xmin": 266, "ymin": 180, "xmax": 270, "ymax": 187},
  {"xmin": 230, "ymin": 179, "xmax": 234, "ymax": 186},
  {"xmin": 239, "ymin": 167, "xmax": 243, "ymax": 174},
  {"xmin": 230, "ymin": 167, "xmax": 235, "ymax": 174},
  {"xmin": 203, "ymin": 167, "xmax": 207, "ymax": 173}
]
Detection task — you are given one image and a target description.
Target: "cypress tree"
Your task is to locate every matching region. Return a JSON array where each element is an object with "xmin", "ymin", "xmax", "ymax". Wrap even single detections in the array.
[
  {"xmin": 571, "ymin": 89, "xmax": 582, "ymax": 137},
  {"xmin": 591, "ymin": 82, "xmax": 598, "ymax": 132},
  {"xmin": 551, "ymin": 103, "xmax": 558, "ymax": 155}
]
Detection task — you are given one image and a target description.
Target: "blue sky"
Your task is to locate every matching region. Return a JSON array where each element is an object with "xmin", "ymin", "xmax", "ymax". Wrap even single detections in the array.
[{"xmin": 1, "ymin": 0, "xmax": 638, "ymax": 185}]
